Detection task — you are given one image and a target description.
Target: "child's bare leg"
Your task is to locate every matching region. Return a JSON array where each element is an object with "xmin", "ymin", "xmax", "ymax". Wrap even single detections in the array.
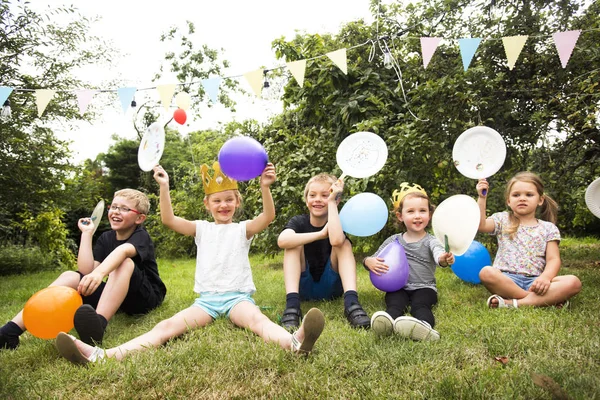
[
  {"xmin": 331, "ymin": 240, "xmax": 356, "ymax": 291},
  {"xmin": 283, "ymin": 247, "xmax": 304, "ymax": 293},
  {"xmin": 230, "ymin": 301, "xmax": 293, "ymax": 349},
  {"xmin": 479, "ymin": 266, "xmax": 529, "ymax": 301},
  {"xmin": 517, "ymin": 275, "xmax": 582, "ymax": 307},
  {"xmin": 72, "ymin": 306, "xmax": 212, "ymax": 361},
  {"xmin": 95, "ymin": 259, "xmax": 135, "ymax": 320}
]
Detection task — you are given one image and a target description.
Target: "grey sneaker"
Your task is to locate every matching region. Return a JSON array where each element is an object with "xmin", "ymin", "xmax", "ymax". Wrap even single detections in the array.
[
  {"xmin": 371, "ymin": 311, "xmax": 394, "ymax": 336},
  {"xmin": 393, "ymin": 316, "xmax": 440, "ymax": 341}
]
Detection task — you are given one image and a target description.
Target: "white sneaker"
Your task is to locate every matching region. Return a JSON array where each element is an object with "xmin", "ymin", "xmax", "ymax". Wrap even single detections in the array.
[
  {"xmin": 371, "ymin": 311, "xmax": 394, "ymax": 336},
  {"xmin": 393, "ymin": 316, "xmax": 440, "ymax": 341}
]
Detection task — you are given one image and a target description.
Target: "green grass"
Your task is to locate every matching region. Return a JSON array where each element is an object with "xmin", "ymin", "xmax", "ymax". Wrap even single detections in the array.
[{"xmin": 1, "ymin": 238, "xmax": 599, "ymax": 399}]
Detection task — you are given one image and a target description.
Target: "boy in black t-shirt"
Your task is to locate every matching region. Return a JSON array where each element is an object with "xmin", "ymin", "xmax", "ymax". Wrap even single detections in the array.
[
  {"xmin": 0, "ymin": 189, "xmax": 166, "ymax": 349},
  {"xmin": 278, "ymin": 174, "xmax": 370, "ymax": 330}
]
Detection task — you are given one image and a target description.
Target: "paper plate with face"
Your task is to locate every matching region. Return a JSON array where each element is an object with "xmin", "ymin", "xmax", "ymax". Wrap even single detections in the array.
[
  {"xmin": 452, "ymin": 126, "xmax": 506, "ymax": 180},
  {"xmin": 432, "ymin": 194, "xmax": 480, "ymax": 256},
  {"xmin": 585, "ymin": 177, "xmax": 600, "ymax": 219},
  {"xmin": 138, "ymin": 122, "xmax": 166, "ymax": 172},
  {"xmin": 336, "ymin": 131, "xmax": 388, "ymax": 179}
]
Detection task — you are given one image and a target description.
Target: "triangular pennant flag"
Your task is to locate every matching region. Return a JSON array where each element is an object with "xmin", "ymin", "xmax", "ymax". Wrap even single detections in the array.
[
  {"xmin": 326, "ymin": 48, "xmax": 347, "ymax": 74},
  {"xmin": 286, "ymin": 60, "xmax": 307, "ymax": 87},
  {"xmin": 420, "ymin": 37, "xmax": 442, "ymax": 69},
  {"xmin": 243, "ymin": 69, "xmax": 264, "ymax": 97},
  {"xmin": 502, "ymin": 35, "xmax": 528, "ymax": 70},
  {"xmin": 552, "ymin": 30, "xmax": 581, "ymax": 68},
  {"xmin": 458, "ymin": 38, "xmax": 482, "ymax": 71},
  {"xmin": 0, "ymin": 86, "xmax": 13, "ymax": 106},
  {"xmin": 156, "ymin": 84, "xmax": 176, "ymax": 112},
  {"xmin": 75, "ymin": 89, "xmax": 96, "ymax": 116},
  {"xmin": 202, "ymin": 78, "xmax": 222, "ymax": 103},
  {"xmin": 35, "ymin": 89, "xmax": 56, "ymax": 117},
  {"xmin": 117, "ymin": 87, "xmax": 137, "ymax": 114}
]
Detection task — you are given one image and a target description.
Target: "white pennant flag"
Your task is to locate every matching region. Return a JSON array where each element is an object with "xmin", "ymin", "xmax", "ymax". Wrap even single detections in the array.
[
  {"xmin": 326, "ymin": 49, "xmax": 347, "ymax": 74},
  {"xmin": 35, "ymin": 89, "xmax": 56, "ymax": 117},
  {"xmin": 286, "ymin": 60, "xmax": 307, "ymax": 87},
  {"xmin": 75, "ymin": 89, "xmax": 96, "ymax": 116}
]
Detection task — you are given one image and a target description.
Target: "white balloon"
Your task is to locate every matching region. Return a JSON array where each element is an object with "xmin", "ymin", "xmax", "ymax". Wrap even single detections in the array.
[
  {"xmin": 175, "ymin": 92, "xmax": 192, "ymax": 110},
  {"xmin": 432, "ymin": 194, "xmax": 480, "ymax": 256}
]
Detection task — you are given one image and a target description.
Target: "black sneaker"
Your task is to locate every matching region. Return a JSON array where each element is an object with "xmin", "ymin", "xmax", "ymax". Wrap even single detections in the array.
[
  {"xmin": 0, "ymin": 332, "xmax": 19, "ymax": 350},
  {"xmin": 74, "ymin": 305, "xmax": 106, "ymax": 345},
  {"xmin": 344, "ymin": 304, "xmax": 370, "ymax": 329},
  {"xmin": 280, "ymin": 307, "xmax": 302, "ymax": 331}
]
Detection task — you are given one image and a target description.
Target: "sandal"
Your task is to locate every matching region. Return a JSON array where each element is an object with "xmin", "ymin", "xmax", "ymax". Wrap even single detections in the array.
[
  {"xmin": 55, "ymin": 332, "xmax": 106, "ymax": 365},
  {"xmin": 281, "ymin": 307, "xmax": 302, "ymax": 331},
  {"xmin": 291, "ymin": 308, "xmax": 325, "ymax": 354},
  {"xmin": 487, "ymin": 294, "xmax": 518, "ymax": 309},
  {"xmin": 344, "ymin": 303, "xmax": 371, "ymax": 329}
]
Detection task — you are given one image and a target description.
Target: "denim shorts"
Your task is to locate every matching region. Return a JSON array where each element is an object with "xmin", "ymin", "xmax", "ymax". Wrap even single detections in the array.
[
  {"xmin": 193, "ymin": 292, "xmax": 255, "ymax": 319},
  {"xmin": 299, "ymin": 259, "xmax": 343, "ymax": 301},
  {"xmin": 502, "ymin": 272, "xmax": 537, "ymax": 291}
]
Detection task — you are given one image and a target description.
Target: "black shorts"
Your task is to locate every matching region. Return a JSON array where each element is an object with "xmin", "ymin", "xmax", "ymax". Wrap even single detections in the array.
[{"xmin": 78, "ymin": 265, "xmax": 164, "ymax": 315}]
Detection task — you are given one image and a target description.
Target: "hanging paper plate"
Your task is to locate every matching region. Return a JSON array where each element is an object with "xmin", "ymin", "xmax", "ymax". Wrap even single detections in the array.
[
  {"xmin": 432, "ymin": 194, "xmax": 480, "ymax": 256},
  {"xmin": 585, "ymin": 177, "xmax": 600, "ymax": 219},
  {"xmin": 452, "ymin": 126, "xmax": 506, "ymax": 179},
  {"xmin": 138, "ymin": 122, "xmax": 165, "ymax": 172},
  {"xmin": 90, "ymin": 200, "xmax": 105, "ymax": 236},
  {"xmin": 336, "ymin": 131, "xmax": 388, "ymax": 179}
]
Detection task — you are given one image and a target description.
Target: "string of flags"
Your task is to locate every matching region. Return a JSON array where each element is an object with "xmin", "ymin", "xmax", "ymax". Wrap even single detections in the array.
[{"xmin": 0, "ymin": 28, "xmax": 591, "ymax": 119}]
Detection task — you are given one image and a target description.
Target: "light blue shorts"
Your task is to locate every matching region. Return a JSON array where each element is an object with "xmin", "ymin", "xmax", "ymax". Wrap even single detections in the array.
[
  {"xmin": 502, "ymin": 272, "xmax": 537, "ymax": 291},
  {"xmin": 193, "ymin": 292, "xmax": 255, "ymax": 319}
]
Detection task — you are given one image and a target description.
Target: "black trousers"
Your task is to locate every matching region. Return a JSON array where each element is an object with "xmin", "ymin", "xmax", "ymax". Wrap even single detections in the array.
[{"xmin": 385, "ymin": 287, "xmax": 438, "ymax": 328}]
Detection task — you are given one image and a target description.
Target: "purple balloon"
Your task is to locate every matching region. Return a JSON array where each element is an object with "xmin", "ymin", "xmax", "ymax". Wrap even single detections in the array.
[
  {"xmin": 370, "ymin": 237, "xmax": 409, "ymax": 292},
  {"xmin": 218, "ymin": 136, "xmax": 268, "ymax": 181}
]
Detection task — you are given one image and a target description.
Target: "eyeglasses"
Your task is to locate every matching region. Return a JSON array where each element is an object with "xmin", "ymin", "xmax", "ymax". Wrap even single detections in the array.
[{"xmin": 107, "ymin": 205, "xmax": 142, "ymax": 214}]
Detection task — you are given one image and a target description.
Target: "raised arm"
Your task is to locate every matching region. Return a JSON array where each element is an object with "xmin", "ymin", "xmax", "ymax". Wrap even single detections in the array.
[
  {"xmin": 246, "ymin": 163, "xmax": 276, "ymax": 238},
  {"xmin": 76, "ymin": 217, "xmax": 100, "ymax": 275},
  {"xmin": 477, "ymin": 179, "xmax": 495, "ymax": 233},
  {"xmin": 326, "ymin": 178, "xmax": 346, "ymax": 247},
  {"xmin": 153, "ymin": 165, "xmax": 196, "ymax": 236}
]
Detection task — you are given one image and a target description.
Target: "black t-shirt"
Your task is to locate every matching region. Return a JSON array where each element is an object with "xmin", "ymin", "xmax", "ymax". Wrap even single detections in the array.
[
  {"xmin": 93, "ymin": 225, "xmax": 167, "ymax": 298},
  {"xmin": 283, "ymin": 214, "xmax": 331, "ymax": 282}
]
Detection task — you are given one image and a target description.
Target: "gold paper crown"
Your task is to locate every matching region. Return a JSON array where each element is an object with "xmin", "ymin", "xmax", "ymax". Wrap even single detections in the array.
[
  {"xmin": 200, "ymin": 162, "xmax": 238, "ymax": 195},
  {"xmin": 392, "ymin": 182, "xmax": 427, "ymax": 209}
]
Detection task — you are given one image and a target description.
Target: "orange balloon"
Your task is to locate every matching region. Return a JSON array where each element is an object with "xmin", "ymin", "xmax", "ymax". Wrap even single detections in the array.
[
  {"xmin": 173, "ymin": 108, "xmax": 187, "ymax": 125},
  {"xmin": 23, "ymin": 286, "xmax": 83, "ymax": 339}
]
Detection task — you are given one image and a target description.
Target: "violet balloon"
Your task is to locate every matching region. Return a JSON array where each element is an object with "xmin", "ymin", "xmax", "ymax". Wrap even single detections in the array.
[
  {"xmin": 218, "ymin": 136, "xmax": 268, "ymax": 181},
  {"xmin": 370, "ymin": 237, "xmax": 409, "ymax": 292}
]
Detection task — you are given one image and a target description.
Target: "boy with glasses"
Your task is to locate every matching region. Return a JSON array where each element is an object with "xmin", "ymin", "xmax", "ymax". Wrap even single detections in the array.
[{"xmin": 0, "ymin": 189, "xmax": 166, "ymax": 349}]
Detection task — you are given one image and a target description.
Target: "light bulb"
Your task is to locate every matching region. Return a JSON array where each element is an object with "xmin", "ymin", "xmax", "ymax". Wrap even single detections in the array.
[{"xmin": 383, "ymin": 51, "xmax": 394, "ymax": 69}]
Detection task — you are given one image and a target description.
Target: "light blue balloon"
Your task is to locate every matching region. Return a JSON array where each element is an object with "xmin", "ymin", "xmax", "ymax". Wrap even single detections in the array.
[{"xmin": 339, "ymin": 193, "xmax": 389, "ymax": 237}]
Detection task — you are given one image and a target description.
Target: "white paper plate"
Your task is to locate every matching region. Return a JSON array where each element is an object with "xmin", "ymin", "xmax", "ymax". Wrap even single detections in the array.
[
  {"xmin": 432, "ymin": 194, "xmax": 480, "ymax": 256},
  {"xmin": 585, "ymin": 177, "xmax": 600, "ymax": 219},
  {"xmin": 138, "ymin": 122, "xmax": 165, "ymax": 172},
  {"xmin": 336, "ymin": 132, "xmax": 388, "ymax": 178},
  {"xmin": 452, "ymin": 126, "xmax": 506, "ymax": 179},
  {"xmin": 90, "ymin": 200, "xmax": 105, "ymax": 236}
]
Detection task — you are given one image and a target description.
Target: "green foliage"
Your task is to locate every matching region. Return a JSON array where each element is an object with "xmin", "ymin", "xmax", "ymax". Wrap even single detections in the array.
[{"xmin": 0, "ymin": 244, "xmax": 54, "ymax": 275}]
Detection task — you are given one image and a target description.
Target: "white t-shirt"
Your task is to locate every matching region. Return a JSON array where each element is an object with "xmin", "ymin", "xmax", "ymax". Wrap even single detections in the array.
[{"xmin": 194, "ymin": 220, "xmax": 256, "ymax": 295}]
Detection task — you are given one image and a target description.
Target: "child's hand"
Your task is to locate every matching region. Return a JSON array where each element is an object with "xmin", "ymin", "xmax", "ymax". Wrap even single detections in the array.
[
  {"xmin": 260, "ymin": 163, "xmax": 276, "ymax": 187},
  {"xmin": 439, "ymin": 252, "xmax": 455, "ymax": 267},
  {"xmin": 529, "ymin": 276, "xmax": 551, "ymax": 295},
  {"xmin": 328, "ymin": 178, "xmax": 344, "ymax": 203},
  {"xmin": 78, "ymin": 218, "xmax": 95, "ymax": 233},
  {"xmin": 476, "ymin": 179, "xmax": 489, "ymax": 197},
  {"xmin": 153, "ymin": 165, "xmax": 169, "ymax": 186},
  {"xmin": 365, "ymin": 257, "xmax": 389, "ymax": 276},
  {"xmin": 78, "ymin": 270, "xmax": 105, "ymax": 296}
]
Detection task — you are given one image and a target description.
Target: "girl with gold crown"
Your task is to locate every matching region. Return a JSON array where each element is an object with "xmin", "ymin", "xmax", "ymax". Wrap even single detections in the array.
[
  {"xmin": 363, "ymin": 183, "xmax": 454, "ymax": 341},
  {"xmin": 55, "ymin": 161, "xmax": 325, "ymax": 364}
]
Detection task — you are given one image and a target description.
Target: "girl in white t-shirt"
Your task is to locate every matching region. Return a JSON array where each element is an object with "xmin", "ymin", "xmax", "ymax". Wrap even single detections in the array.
[
  {"xmin": 55, "ymin": 162, "xmax": 324, "ymax": 364},
  {"xmin": 477, "ymin": 171, "xmax": 581, "ymax": 309}
]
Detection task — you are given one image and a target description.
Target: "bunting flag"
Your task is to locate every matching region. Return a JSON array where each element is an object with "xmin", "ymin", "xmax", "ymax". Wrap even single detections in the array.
[
  {"xmin": 75, "ymin": 89, "xmax": 96, "ymax": 116},
  {"xmin": 117, "ymin": 87, "xmax": 137, "ymax": 114},
  {"xmin": 0, "ymin": 86, "xmax": 13, "ymax": 106},
  {"xmin": 35, "ymin": 89, "xmax": 56, "ymax": 117},
  {"xmin": 326, "ymin": 48, "xmax": 348, "ymax": 74},
  {"xmin": 458, "ymin": 38, "xmax": 482, "ymax": 71},
  {"xmin": 502, "ymin": 35, "xmax": 528, "ymax": 70},
  {"xmin": 553, "ymin": 30, "xmax": 581, "ymax": 68},
  {"xmin": 202, "ymin": 78, "xmax": 222, "ymax": 103},
  {"xmin": 156, "ymin": 84, "xmax": 176, "ymax": 112},
  {"xmin": 286, "ymin": 60, "xmax": 307, "ymax": 87},
  {"xmin": 243, "ymin": 69, "xmax": 264, "ymax": 97},
  {"xmin": 420, "ymin": 37, "xmax": 442, "ymax": 69}
]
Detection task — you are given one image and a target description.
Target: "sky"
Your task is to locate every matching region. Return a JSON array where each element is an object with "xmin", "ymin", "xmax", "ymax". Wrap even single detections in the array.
[{"xmin": 31, "ymin": 0, "xmax": 374, "ymax": 163}]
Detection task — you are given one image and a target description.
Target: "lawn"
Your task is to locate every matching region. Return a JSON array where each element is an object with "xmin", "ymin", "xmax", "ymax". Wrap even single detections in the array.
[{"xmin": 0, "ymin": 237, "xmax": 599, "ymax": 399}]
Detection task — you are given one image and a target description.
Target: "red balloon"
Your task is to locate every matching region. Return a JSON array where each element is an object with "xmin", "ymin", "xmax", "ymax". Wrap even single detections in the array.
[{"xmin": 173, "ymin": 108, "xmax": 187, "ymax": 125}]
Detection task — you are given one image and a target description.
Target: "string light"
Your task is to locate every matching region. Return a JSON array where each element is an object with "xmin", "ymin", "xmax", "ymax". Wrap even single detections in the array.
[
  {"xmin": 1, "ymin": 99, "xmax": 11, "ymax": 120},
  {"xmin": 383, "ymin": 50, "xmax": 394, "ymax": 69},
  {"xmin": 130, "ymin": 99, "xmax": 137, "ymax": 108}
]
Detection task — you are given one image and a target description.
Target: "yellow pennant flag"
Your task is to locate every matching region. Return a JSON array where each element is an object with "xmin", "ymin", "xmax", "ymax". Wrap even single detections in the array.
[
  {"xmin": 243, "ymin": 69, "xmax": 264, "ymax": 97},
  {"xmin": 156, "ymin": 84, "xmax": 176, "ymax": 112},
  {"xmin": 35, "ymin": 89, "xmax": 56, "ymax": 117},
  {"xmin": 502, "ymin": 35, "xmax": 528, "ymax": 70},
  {"xmin": 326, "ymin": 49, "xmax": 347, "ymax": 74},
  {"xmin": 286, "ymin": 60, "xmax": 307, "ymax": 87}
]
